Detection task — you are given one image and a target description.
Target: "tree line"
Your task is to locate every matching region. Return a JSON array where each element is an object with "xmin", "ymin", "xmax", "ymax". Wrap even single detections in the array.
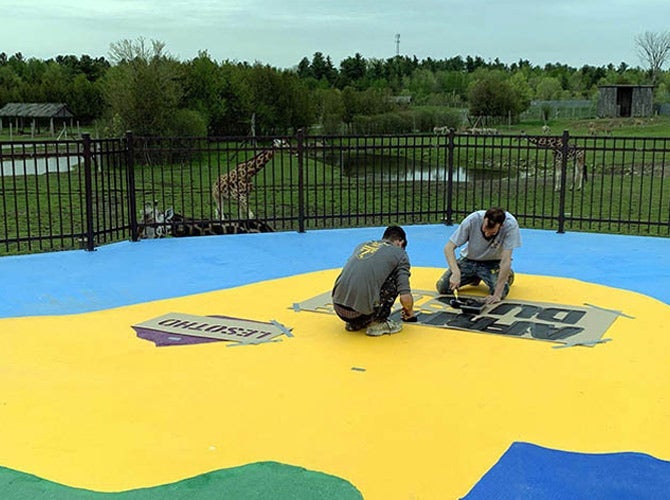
[{"xmin": 1, "ymin": 36, "xmax": 669, "ymax": 137}]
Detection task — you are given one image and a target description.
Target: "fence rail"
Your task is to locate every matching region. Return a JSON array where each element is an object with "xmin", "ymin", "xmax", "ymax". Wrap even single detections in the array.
[{"xmin": 1, "ymin": 130, "xmax": 668, "ymax": 255}]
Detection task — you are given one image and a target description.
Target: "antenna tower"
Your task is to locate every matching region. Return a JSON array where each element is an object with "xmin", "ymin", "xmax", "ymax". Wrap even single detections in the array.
[{"xmin": 395, "ymin": 34, "xmax": 400, "ymax": 56}]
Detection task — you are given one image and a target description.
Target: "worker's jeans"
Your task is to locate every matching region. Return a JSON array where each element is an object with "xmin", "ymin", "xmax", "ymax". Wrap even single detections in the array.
[{"xmin": 436, "ymin": 258, "xmax": 512, "ymax": 297}]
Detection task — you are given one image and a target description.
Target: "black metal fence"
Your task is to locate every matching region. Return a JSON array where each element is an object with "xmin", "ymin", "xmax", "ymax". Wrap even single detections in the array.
[{"xmin": 1, "ymin": 130, "xmax": 668, "ymax": 255}]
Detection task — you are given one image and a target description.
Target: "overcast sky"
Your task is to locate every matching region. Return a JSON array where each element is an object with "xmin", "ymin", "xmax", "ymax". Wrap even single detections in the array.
[{"xmin": 2, "ymin": 0, "xmax": 669, "ymax": 69}]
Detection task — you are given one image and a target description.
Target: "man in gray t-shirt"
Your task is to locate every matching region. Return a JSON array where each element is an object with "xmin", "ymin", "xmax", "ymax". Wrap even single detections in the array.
[
  {"xmin": 436, "ymin": 207, "xmax": 521, "ymax": 303},
  {"xmin": 332, "ymin": 226, "xmax": 415, "ymax": 336}
]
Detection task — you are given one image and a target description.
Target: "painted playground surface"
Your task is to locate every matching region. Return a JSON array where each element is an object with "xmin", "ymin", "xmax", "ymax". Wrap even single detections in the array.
[{"xmin": 1, "ymin": 225, "xmax": 669, "ymax": 499}]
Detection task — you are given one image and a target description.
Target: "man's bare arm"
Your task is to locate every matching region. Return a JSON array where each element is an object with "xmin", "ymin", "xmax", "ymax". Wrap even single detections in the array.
[
  {"xmin": 487, "ymin": 249, "xmax": 512, "ymax": 303},
  {"xmin": 443, "ymin": 241, "xmax": 460, "ymax": 290}
]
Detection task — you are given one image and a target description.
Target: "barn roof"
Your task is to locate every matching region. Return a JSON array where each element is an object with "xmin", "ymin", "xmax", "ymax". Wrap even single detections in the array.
[{"xmin": 0, "ymin": 103, "xmax": 74, "ymax": 118}]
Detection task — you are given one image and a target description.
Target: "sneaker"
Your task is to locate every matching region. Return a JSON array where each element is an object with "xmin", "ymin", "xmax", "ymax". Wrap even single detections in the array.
[
  {"xmin": 345, "ymin": 322, "xmax": 363, "ymax": 332},
  {"xmin": 366, "ymin": 320, "xmax": 402, "ymax": 337}
]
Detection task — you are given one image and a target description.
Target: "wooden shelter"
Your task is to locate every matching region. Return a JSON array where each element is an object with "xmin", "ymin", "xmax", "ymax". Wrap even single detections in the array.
[
  {"xmin": 597, "ymin": 85, "xmax": 655, "ymax": 118},
  {"xmin": 0, "ymin": 102, "xmax": 74, "ymax": 136}
]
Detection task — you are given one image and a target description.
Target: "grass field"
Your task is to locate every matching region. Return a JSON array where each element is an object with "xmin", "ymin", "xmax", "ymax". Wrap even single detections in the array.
[{"xmin": 506, "ymin": 115, "xmax": 670, "ymax": 137}]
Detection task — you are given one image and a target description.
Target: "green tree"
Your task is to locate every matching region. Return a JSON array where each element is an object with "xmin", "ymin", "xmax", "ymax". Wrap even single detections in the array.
[
  {"xmin": 340, "ymin": 86, "xmax": 360, "ymax": 130},
  {"xmin": 296, "ymin": 57, "xmax": 312, "ymax": 79},
  {"xmin": 276, "ymin": 70, "xmax": 314, "ymax": 132},
  {"xmin": 102, "ymin": 38, "xmax": 184, "ymax": 136},
  {"xmin": 39, "ymin": 62, "xmax": 70, "ymax": 102},
  {"xmin": 468, "ymin": 71, "xmax": 526, "ymax": 119},
  {"xmin": 339, "ymin": 86, "xmax": 399, "ymax": 131},
  {"xmin": 338, "ymin": 53, "xmax": 367, "ymax": 89},
  {"xmin": 366, "ymin": 58, "xmax": 388, "ymax": 85},
  {"xmin": 242, "ymin": 64, "xmax": 282, "ymax": 134},
  {"xmin": 0, "ymin": 65, "xmax": 22, "ymax": 105},
  {"xmin": 508, "ymin": 72, "xmax": 532, "ymax": 109},
  {"xmin": 406, "ymin": 69, "xmax": 438, "ymax": 105},
  {"xmin": 310, "ymin": 52, "xmax": 337, "ymax": 85},
  {"xmin": 579, "ymin": 65, "xmax": 607, "ymax": 89},
  {"xmin": 535, "ymin": 77, "xmax": 563, "ymax": 100},
  {"xmin": 435, "ymin": 70, "xmax": 469, "ymax": 101},
  {"xmin": 182, "ymin": 51, "xmax": 227, "ymax": 135},
  {"xmin": 68, "ymin": 73, "xmax": 104, "ymax": 121},
  {"xmin": 319, "ymin": 88, "xmax": 344, "ymax": 135},
  {"xmin": 217, "ymin": 61, "xmax": 256, "ymax": 136},
  {"xmin": 78, "ymin": 55, "xmax": 111, "ymax": 81},
  {"xmin": 567, "ymin": 71, "xmax": 589, "ymax": 98},
  {"xmin": 18, "ymin": 58, "xmax": 48, "ymax": 101}
]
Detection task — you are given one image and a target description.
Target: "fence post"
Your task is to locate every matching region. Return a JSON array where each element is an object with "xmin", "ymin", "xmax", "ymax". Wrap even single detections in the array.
[
  {"xmin": 556, "ymin": 129, "xmax": 569, "ymax": 234},
  {"xmin": 125, "ymin": 131, "xmax": 139, "ymax": 241},
  {"xmin": 444, "ymin": 128, "xmax": 455, "ymax": 225},
  {"xmin": 82, "ymin": 133, "xmax": 96, "ymax": 251},
  {"xmin": 297, "ymin": 128, "xmax": 306, "ymax": 233}
]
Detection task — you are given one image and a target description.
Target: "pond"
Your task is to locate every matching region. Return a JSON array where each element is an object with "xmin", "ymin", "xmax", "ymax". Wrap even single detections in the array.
[{"xmin": 339, "ymin": 152, "xmax": 510, "ymax": 183}]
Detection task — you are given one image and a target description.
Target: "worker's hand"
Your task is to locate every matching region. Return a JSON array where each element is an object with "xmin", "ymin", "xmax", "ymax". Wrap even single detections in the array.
[
  {"xmin": 484, "ymin": 293, "xmax": 502, "ymax": 305},
  {"xmin": 401, "ymin": 308, "xmax": 417, "ymax": 322}
]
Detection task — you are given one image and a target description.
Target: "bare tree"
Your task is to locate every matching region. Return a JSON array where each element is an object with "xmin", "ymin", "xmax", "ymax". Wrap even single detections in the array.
[
  {"xmin": 634, "ymin": 31, "xmax": 670, "ymax": 84},
  {"xmin": 108, "ymin": 37, "xmax": 167, "ymax": 65}
]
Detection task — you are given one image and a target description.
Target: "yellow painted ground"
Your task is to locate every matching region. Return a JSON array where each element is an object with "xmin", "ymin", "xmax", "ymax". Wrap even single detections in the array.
[{"xmin": 2, "ymin": 268, "xmax": 669, "ymax": 499}]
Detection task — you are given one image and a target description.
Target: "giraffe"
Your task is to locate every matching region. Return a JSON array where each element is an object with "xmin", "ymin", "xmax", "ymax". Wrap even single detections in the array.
[
  {"xmin": 138, "ymin": 201, "xmax": 171, "ymax": 239},
  {"xmin": 522, "ymin": 135, "xmax": 587, "ymax": 191},
  {"xmin": 212, "ymin": 138, "xmax": 288, "ymax": 219},
  {"xmin": 168, "ymin": 211, "xmax": 274, "ymax": 237},
  {"xmin": 137, "ymin": 203, "xmax": 274, "ymax": 239}
]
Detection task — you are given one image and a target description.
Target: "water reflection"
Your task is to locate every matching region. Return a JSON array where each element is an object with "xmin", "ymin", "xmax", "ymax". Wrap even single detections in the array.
[
  {"xmin": 393, "ymin": 167, "xmax": 511, "ymax": 182},
  {"xmin": 1, "ymin": 156, "xmax": 81, "ymax": 176},
  {"xmin": 396, "ymin": 166, "xmax": 469, "ymax": 182}
]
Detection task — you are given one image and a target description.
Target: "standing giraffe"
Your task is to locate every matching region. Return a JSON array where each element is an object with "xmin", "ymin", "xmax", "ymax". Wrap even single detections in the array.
[
  {"xmin": 212, "ymin": 139, "xmax": 287, "ymax": 219},
  {"xmin": 522, "ymin": 135, "xmax": 587, "ymax": 191}
]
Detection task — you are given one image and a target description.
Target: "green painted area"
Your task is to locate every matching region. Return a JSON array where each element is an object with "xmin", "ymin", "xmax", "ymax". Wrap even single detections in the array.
[{"xmin": 0, "ymin": 462, "xmax": 363, "ymax": 499}]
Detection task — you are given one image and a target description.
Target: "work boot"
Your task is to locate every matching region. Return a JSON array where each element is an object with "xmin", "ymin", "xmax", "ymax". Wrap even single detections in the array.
[{"xmin": 366, "ymin": 320, "xmax": 402, "ymax": 337}]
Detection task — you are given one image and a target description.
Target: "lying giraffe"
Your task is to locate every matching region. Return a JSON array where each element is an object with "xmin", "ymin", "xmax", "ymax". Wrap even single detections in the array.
[
  {"xmin": 168, "ymin": 211, "xmax": 274, "ymax": 237},
  {"xmin": 212, "ymin": 138, "xmax": 288, "ymax": 219},
  {"xmin": 522, "ymin": 135, "xmax": 587, "ymax": 191},
  {"xmin": 138, "ymin": 203, "xmax": 274, "ymax": 239}
]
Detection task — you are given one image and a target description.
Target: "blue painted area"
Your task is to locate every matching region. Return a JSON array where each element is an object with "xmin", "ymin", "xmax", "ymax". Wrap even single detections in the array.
[
  {"xmin": 463, "ymin": 442, "xmax": 670, "ymax": 499},
  {"xmin": 0, "ymin": 225, "xmax": 667, "ymax": 318}
]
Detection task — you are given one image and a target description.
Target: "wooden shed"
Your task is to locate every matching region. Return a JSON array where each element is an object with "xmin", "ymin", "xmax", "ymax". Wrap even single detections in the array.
[
  {"xmin": 597, "ymin": 85, "xmax": 655, "ymax": 118},
  {"xmin": 0, "ymin": 102, "xmax": 74, "ymax": 137}
]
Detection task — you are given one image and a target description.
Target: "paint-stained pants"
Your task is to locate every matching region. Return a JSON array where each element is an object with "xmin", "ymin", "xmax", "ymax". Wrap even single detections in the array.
[{"xmin": 333, "ymin": 272, "xmax": 399, "ymax": 330}]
